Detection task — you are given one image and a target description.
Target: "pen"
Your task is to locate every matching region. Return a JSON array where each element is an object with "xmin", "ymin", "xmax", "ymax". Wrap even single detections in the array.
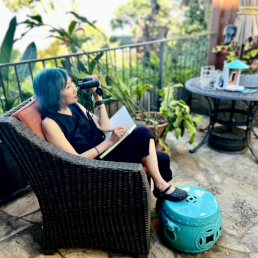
[{"xmin": 107, "ymin": 129, "xmax": 127, "ymax": 132}]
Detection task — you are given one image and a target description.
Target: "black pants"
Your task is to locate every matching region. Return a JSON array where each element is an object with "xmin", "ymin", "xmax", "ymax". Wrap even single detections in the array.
[{"xmin": 103, "ymin": 126, "xmax": 172, "ymax": 182}]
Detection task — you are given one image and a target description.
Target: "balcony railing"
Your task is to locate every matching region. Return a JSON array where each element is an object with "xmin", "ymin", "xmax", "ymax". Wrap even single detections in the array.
[{"xmin": 0, "ymin": 32, "xmax": 216, "ymax": 116}]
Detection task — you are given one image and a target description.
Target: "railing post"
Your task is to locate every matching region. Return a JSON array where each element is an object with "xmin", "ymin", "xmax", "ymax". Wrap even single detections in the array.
[
  {"xmin": 157, "ymin": 42, "xmax": 164, "ymax": 109},
  {"xmin": 65, "ymin": 57, "xmax": 72, "ymax": 77},
  {"xmin": 0, "ymin": 69, "xmax": 9, "ymax": 111}
]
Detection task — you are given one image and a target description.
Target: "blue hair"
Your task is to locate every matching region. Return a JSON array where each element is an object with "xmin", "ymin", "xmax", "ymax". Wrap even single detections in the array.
[{"xmin": 33, "ymin": 68, "xmax": 68, "ymax": 115}]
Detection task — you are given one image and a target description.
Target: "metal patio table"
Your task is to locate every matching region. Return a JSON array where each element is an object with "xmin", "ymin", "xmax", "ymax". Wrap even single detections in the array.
[{"xmin": 185, "ymin": 76, "xmax": 258, "ymax": 162}]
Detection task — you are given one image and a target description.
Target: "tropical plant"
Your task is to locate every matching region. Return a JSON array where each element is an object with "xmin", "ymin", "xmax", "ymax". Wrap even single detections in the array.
[
  {"xmin": 0, "ymin": 17, "xmax": 37, "ymax": 113},
  {"xmin": 159, "ymin": 84, "xmax": 202, "ymax": 148},
  {"xmin": 97, "ymin": 68, "xmax": 201, "ymax": 150},
  {"xmin": 19, "ymin": 12, "xmax": 106, "ymax": 53}
]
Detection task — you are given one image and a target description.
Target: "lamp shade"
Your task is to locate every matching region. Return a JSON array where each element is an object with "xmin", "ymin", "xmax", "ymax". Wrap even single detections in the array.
[{"xmin": 234, "ymin": 0, "xmax": 258, "ymax": 45}]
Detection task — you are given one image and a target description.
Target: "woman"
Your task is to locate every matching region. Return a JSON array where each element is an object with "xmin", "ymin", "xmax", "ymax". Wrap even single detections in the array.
[{"xmin": 33, "ymin": 68, "xmax": 188, "ymax": 210}]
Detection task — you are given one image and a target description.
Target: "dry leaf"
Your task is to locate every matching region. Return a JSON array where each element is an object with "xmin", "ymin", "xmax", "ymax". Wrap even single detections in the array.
[
  {"xmin": 226, "ymin": 251, "xmax": 230, "ymax": 256},
  {"xmin": 15, "ymin": 239, "xmax": 20, "ymax": 244}
]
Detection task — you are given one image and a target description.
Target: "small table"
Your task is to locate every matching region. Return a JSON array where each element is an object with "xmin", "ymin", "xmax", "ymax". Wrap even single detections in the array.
[{"xmin": 185, "ymin": 77, "xmax": 258, "ymax": 162}]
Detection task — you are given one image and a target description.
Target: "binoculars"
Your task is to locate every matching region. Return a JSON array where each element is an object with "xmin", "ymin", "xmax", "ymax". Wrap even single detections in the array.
[
  {"xmin": 78, "ymin": 78, "xmax": 100, "ymax": 89},
  {"xmin": 78, "ymin": 77, "xmax": 103, "ymax": 96}
]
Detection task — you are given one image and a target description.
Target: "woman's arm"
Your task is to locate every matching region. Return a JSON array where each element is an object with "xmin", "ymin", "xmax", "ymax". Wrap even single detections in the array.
[
  {"xmin": 42, "ymin": 117, "xmax": 126, "ymax": 159},
  {"xmin": 77, "ymin": 102, "xmax": 110, "ymax": 131},
  {"xmin": 78, "ymin": 74, "xmax": 110, "ymax": 131}
]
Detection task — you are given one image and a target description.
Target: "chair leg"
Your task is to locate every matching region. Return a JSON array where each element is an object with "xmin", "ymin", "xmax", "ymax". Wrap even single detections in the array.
[{"xmin": 43, "ymin": 249, "xmax": 55, "ymax": 255}]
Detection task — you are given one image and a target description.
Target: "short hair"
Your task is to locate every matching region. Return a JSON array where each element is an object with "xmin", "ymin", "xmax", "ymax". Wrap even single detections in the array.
[{"xmin": 33, "ymin": 68, "xmax": 68, "ymax": 115}]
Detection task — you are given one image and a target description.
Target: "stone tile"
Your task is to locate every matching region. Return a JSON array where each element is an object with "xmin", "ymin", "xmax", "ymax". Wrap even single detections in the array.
[
  {"xmin": 22, "ymin": 209, "xmax": 43, "ymax": 225},
  {"xmin": 209, "ymin": 178, "xmax": 258, "ymax": 237},
  {"xmin": 186, "ymin": 140, "xmax": 238, "ymax": 163},
  {"xmin": 193, "ymin": 156, "xmax": 227, "ymax": 187},
  {"xmin": 0, "ymin": 225, "xmax": 43, "ymax": 258},
  {"xmin": 0, "ymin": 191, "xmax": 40, "ymax": 217},
  {"xmin": 169, "ymin": 158, "xmax": 186, "ymax": 179},
  {"xmin": 250, "ymin": 254, "xmax": 258, "ymax": 258},
  {"xmin": 109, "ymin": 250, "xmax": 134, "ymax": 258},
  {"xmin": 215, "ymin": 155, "xmax": 258, "ymax": 187},
  {"xmin": 169, "ymin": 174, "xmax": 201, "ymax": 189},
  {"xmin": 177, "ymin": 251, "xmax": 249, "ymax": 258},
  {"xmin": 220, "ymin": 212, "xmax": 246, "ymax": 237},
  {"xmin": 215, "ymin": 234, "xmax": 251, "ymax": 253},
  {"xmin": 210, "ymin": 243, "xmax": 241, "ymax": 254},
  {"xmin": 149, "ymin": 218, "xmax": 176, "ymax": 258},
  {"xmin": 208, "ymin": 153, "xmax": 239, "ymax": 164},
  {"xmin": 166, "ymin": 131, "xmax": 203, "ymax": 155},
  {"xmin": 225, "ymin": 178, "xmax": 258, "ymax": 200},
  {"xmin": 214, "ymin": 178, "xmax": 258, "ymax": 228},
  {"xmin": 241, "ymin": 223, "xmax": 258, "ymax": 252},
  {"xmin": 58, "ymin": 247, "xmax": 109, "ymax": 258},
  {"xmin": 171, "ymin": 155, "xmax": 210, "ymax": 188},
  {"xmin": 196, "ymin": 115, "xmax": 210, "ymax": 130},
  {"xmin": 35, "ymin": 254, "xmax": 61, "ymax": 258},
  {"xmin": 0, "ymin": 211, "xmax": 33, "ymax": 242}
]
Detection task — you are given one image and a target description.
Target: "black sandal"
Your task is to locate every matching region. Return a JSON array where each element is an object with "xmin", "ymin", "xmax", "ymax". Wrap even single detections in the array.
[{"xmin": 153, "ymin": 185, "xmax": 188, "ymax": 202}]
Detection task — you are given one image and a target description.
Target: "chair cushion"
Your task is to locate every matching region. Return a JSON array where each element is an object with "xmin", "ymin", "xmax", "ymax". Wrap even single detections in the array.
[{"xmin": 11, "ymin": 99, "xmax": 46, "ymax": 140}]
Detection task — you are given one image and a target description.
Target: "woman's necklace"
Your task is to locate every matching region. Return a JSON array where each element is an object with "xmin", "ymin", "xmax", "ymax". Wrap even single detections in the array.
[{"xmin": 59, "ymin": 106, "xmax": 72, "ymax": 116}]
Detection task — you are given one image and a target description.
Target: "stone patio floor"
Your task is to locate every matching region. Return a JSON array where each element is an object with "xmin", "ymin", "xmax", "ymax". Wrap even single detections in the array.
[{"xmin": 1, "ymin": 116, "xmax": 258, "ymax": 258}]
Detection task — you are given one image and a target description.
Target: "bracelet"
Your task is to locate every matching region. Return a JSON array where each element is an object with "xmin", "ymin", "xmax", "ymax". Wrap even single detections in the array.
[
  {"xmin": 94, "ymin": 146, "xmax": 100, "ymax": 156},
  {"xmin": 95, "ymin": 100, "xmax": 104, "ymax": 106}
]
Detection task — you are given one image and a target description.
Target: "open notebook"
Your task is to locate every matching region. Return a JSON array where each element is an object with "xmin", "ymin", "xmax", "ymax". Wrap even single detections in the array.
[{"xmin": 99, "ymin": 106, "xmax": 136, "ymax": 159}]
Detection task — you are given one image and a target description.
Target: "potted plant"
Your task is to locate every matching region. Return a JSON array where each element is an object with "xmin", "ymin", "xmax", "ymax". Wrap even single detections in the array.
[{"xmin": 99, "ymin": 71, "xmax": 201, "ymax": 152}]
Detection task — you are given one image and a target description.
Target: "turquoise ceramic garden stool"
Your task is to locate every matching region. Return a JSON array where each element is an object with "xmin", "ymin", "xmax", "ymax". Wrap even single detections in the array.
[{"xmin": 159, "ymin": 186, "xmax": 222, "ymax": 254}]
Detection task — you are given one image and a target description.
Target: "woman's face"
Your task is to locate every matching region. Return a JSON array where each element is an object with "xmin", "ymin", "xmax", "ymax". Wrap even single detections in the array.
[{"xmin": 61, "ymin": 76, "xmax": 78, "ymax": 106}]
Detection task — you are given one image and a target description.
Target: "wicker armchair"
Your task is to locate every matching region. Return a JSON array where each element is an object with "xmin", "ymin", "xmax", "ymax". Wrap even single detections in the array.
[{"xmin": 0, "ymin": 98, "xmax": 151, "ymax": 258}]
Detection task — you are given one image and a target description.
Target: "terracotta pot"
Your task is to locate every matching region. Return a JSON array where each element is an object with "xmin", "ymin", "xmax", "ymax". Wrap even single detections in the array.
[{"xmin": 136, "ymin": 112, "xmax": 169, "ymax": 142}]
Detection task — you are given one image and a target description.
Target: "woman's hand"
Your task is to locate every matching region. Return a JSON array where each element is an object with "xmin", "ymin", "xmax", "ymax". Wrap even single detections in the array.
[
  {"xmin": 108, "ymin": 126, "xmax": 127, "ymax": 146},
  {"xmin": 87, "ymin": 74, "xmax": 102, "ymax": 101}
]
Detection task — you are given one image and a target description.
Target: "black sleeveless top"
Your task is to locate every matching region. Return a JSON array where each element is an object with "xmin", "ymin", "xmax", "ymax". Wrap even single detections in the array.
[{"xmin": 43, "ymin": 103, "xmax": 105, "ymax": 154}]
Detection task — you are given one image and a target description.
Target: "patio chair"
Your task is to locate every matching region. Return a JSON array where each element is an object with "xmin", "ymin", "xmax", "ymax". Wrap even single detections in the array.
[{"xmin": 0, "ymin": 97, "xmax": 151, "ymax": 258}]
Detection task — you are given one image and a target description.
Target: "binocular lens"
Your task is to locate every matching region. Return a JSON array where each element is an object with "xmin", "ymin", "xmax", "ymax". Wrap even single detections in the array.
[{"xmin": 78, "ymin": 79, "xmax": 100, "ymax": 89}]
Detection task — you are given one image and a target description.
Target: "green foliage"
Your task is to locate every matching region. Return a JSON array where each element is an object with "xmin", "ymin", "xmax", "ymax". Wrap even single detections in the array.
[
  {"xmin": 68, "ymin": 21, "xmax": 77, "ymax": 36},
  {"xmin": 0, "ymin": 17, "xmax": 16, "ymax": 83},
  {"xmin": 17, "ymin": 42, "xmax": 37, "ymax": 81},
  {"xmin": 111, "ymin": 0, "xmax": 210, "ymax": 38},
  {"xmin": 3, "ymin": 0, "xmax": 34, "ymax": 12},
  {"xmin": 3, "ymin": 0, "xmax": 79, "ymax": 13},
  {"xmin": 0, "ymin": 17, "xmax": 36, "ymax": 114},
  {"xmin": 181, "ymin": 0, "xmax": 207, "ymax": 35},
  {"xmin": 19, "ymin": 12, "xmax": 107, "ymax": 54},
  {"xmin": 159, "ymin": 85, "xmax": 202, "ymax": 145},
  {"xmin": 111, "ymin": 0, "xmax": 183, "ymax": 37},
  {"xmin": 212, "ymin": 43, "xmax": 258, "ymax": 74}
]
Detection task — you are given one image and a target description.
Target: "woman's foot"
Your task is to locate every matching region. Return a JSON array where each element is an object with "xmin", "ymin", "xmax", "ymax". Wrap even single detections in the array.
[{"xmin": 154, "ymin": 183, "xmax": 188, "ymax": 202}]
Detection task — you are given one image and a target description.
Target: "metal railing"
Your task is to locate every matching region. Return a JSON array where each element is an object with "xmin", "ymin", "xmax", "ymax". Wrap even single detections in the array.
[{"xmin": 0, "ymin": 32, "xmax": 216, "ymax": 115}]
